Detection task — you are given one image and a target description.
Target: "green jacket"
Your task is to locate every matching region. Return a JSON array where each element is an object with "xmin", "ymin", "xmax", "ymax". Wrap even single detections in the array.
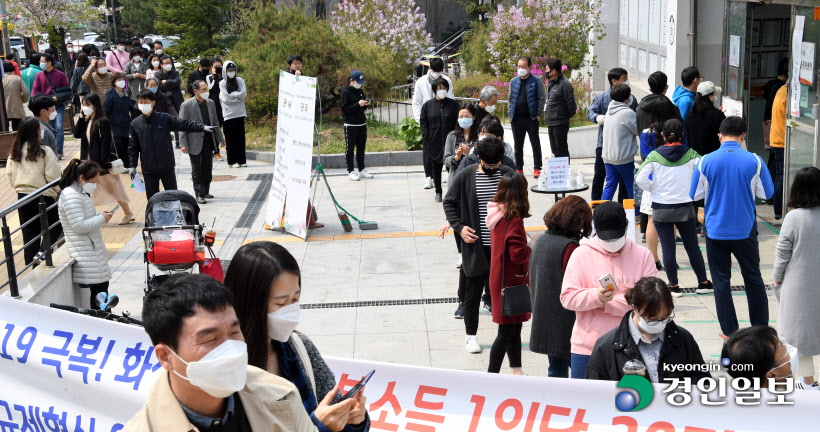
[{"xmin": 22, "ymin": 66, "xmax": 41, "ymax": 97}]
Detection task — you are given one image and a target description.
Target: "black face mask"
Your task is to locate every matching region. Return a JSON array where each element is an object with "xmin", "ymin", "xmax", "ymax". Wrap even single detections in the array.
[
  {"xmin": 215, "ymin": 66, "xmax": 222, "ymax": 75},
  {"xmin": 482, "ymin": 164, "xmax": 500, "ymax": 177}
]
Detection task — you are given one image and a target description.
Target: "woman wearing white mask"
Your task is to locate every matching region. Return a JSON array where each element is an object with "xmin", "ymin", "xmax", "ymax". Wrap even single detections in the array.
[
  {"xmin": 124, "ymin": 48, "xmax": 147, "ymax": 102},
  {"xmin": 82, "ymin": 58, "xmax": 112, "ymax": 101},
  {"xmin": 156, "ymin": 55, "xmax": 183, "ymax": 112},
  {"xmin": 340, "ymin": 70, "xmax": 371, "ymax": 182},
  {"xmin": 219, "ymin": 61, "xmax": 248, "ymax": 167},
  {"xmin": 586, "ymin": 277, "xmax": 709, "ymax": 383},
  {"xmin": 103, "ymin": 72, "xmax": 136, "ymax": 167},
  {"xmin": 560, "ymin": 201, "xmax": 658, "ymax": 379},
  {"xmin": 420, "ymin": 77, "xmax": 459, "ymax": 202},
  {"xmin": 58, "ymin": 159, "xmax": 114, "ymax": 309},
  {"xmin": 225, "ymin": 241, "xmax": 370, "ymax": 432},
  {"xmin": 145, "ymin": 54, "xmax": 161, "ymax": 80}
]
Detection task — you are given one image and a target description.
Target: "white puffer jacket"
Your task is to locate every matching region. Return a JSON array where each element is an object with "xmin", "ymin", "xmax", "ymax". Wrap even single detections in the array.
[{"xmin": 58, "ymin": 183, "xmax": 111, "ymax": 284}]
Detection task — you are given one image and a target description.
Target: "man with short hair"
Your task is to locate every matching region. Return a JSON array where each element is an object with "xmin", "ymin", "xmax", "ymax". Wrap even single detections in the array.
[
  {"xmin": 153, "ymin": 40, "xmax": 165, "ymax": 56},
  {"xmin": 28, "ymin": 95, "xmax": 57, "ymax": 155},
  {"xmin": 588, "ymin": 67, "xmax": 637, "ymax": 201},
  {"xmin": 106, "ymin": 39, "xmax": 131, "ymax": 73},
  {"xmin": 721, "ymin": 326, "xmax": 794, "ymax": 383},
  {"xmin": 129, "ymin": 89, "xmax": 216, "ymax": 200},
  {"xmin": 601, "ymin": 83, "xmax": 639, "ymax": 201},
  {"xmin": 82, "ymin": 57, "xmax": 112, "ymax": 100},
  {"xmin": 123, "ymin": 273, "xmax": 318, "ymax": 431},
  {"xmin": 475, "ymin": 86, "xmax": 500, "ymax": 130},
  {"xmin": 286, "ymin": 55, "xmax": 302, "ymax": 75},
  {"xmin": 769, "ymin": 71, "xmax": 789, "ymax": 224},
  {"xmin": 21, "ymin": 52, "xmax": 42, "ymax": 97},
  {"xmin": 66, "ymin": 42, "xmax": 76, "ymax": 64},
  {"xmin": 690, "ymin": 116, "xmax": 773, "ymax": 336},
  {"xmin": 44, "ymin": 47, "xmax": 64, "ymax": 72},
  {"xmin": 544, "ymin": 58, "xmax": 577, "ymax": 163},
  {"xmin": 180, "ymin": 80, "xmax": 225, "ymax": 204},
  {"xmin": 413, "ymin": 57, "xmax": 454, "ymax": 189},
  {"xmin": 187, "ymin": 57, "xmax": 212, "ymax": 96},
  {"xmin": 509, "ymin": 57, "xmax": 547, "ymax": 177},
  {"xmin": 32, "ymin": 53, "xmax": 69, "ymax": 158},
  {"xmin": 673, "ymin": 66, "xmax": 702, "ymax": 124}
]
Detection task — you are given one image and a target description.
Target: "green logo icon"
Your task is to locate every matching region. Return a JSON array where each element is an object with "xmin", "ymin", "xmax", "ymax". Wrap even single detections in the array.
[{"xmin": 615, "ymin": 375, "xmax": 654, "ymax": 411}]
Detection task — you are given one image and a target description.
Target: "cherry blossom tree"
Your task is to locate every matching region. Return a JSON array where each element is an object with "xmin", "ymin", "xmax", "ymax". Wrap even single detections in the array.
[{"xmin": 8, "ymin": 0, "xmax": 102, "ymax": 64}]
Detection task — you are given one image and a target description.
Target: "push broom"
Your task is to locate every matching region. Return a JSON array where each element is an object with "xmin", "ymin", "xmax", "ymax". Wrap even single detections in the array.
[{"xmin": 315, "ymin": 163, "xmax": 378, "ymax": 231}]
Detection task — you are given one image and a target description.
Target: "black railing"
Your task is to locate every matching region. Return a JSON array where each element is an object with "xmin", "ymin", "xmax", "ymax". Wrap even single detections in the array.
[
  {"xmin": 0, "ymin": 179, "xmax": 63, "ymax": 298},
  {"xmin": 367, "ymin": 97, "xmax": 510, "ymax": 125}
]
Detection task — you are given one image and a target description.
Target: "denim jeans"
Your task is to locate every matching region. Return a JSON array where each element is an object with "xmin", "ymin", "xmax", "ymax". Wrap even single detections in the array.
[
  {"xmin": 592, "ymin": 147, "xmax": 627, "ymax": 201},
  {"xmin": 705, "ymin": 223, "xmax": 769, "ymax": 336},
  {"xmin": 48, "ymin": 104, "xmax": 65, "ymax": 154},
  {"xmin": 602, "ymin": 162, "xmax": 634, "ymax": 201},
  {"xmin": 654, "ymin": 216, "xmax": 708, "ymax": 286},
  {"xmin": 548, "ymin": 355, "xmax": 571, "ymax": 378},
  {"xmin": 773, "ymin": 147, "xmax": 784, "ymax": 218},
  {"xmin": 570, "ymin": 353, "xmax": 591, "ymax": 379}
]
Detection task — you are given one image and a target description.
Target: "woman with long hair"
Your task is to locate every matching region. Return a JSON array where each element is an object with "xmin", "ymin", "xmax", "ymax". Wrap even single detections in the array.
[
  {"xmin": 145, "ymin": 54, "xmax": 161, "ymax": 80},
  {"xmin": 103, "ymin": 72, "xmax": 135, "ymax": 168},
  {"xmin": 70, "ymin": 53, "xmax": 91, "ymax": 111},
  {"xmin": 529, "ymin": 195, "xmax": 592, "ymax": 377},
  {"xmin": 58, "ymin": 159, "xmax": 114, "ymax": 309},
  {"xmin": 6, "ymin": 117, "xmax": 62, "ymax": 265},
  {"xmin": 219, "ymin": 61, "xmax": 248, "ymax": 167},
  {"xmin": 124, "ymin": 48, "xmax": 147, "ymax": 102},
  {"xmin": 75, "ymin": 93, "xmax": 134, "ymax": 224},
  {"xmin": 485, "ymin": 171, "xmax": 531, "ymax": 374},
  {"xmin": 686, "ymin": 82, "xmax": 725, "ymax": 235},
  {"xmin": 444, "ymin": 103, "xmax": 479, "ymax": 188},
  {"xmin": 224, "ymin": 241, "xmax": 370, "ymax": 431}
]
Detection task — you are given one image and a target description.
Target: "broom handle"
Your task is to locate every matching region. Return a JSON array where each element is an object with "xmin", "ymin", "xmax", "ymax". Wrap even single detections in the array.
[{"xmin": 316, "ymin": 164, "xmax": 367, "ymax": 223}]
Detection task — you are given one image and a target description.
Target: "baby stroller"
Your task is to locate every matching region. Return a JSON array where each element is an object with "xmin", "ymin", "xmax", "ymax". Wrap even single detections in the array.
[{"xmin": 142, "ymin": 190, "xmax": 204, "ymax": 295}]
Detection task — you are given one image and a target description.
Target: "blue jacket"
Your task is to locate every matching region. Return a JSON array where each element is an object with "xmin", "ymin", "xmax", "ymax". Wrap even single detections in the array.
[
  {"xmin": 689, "ymin": 141, "xmax": 774, "ymax": 240},
  {"xmin": 103, "ymin": 88, "xmax": 135, "ymax": 138},
  {"xmin": 588, "ymin": 89, "xmax": 638, "ymax": 148},
  {"xmin": 509, "ymin": 74, "xmax": 546, "ymax": 121},
  {"xmin": 672, "ymin": 86, "xmax": 696, "ymax": 124}
]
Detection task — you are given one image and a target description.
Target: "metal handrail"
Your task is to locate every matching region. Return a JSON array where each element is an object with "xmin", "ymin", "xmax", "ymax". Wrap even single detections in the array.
[{"xmin": 0, "ymin": 179, "xmax": 60, "ymax": 218}]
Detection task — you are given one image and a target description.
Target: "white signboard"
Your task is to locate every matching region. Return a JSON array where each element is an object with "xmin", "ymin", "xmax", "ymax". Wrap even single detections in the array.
[
  {"xmin": 790, "ymin": 16, "xmax": 806, "ymax": 117},
  {"xmin": 638, "ymin": 0, "xmax": 649, "ymax": 41},
  {"xmin": 729, "ymin": 35, "xmax": 742, "ymax": 68},
  {"xmin": 649, "ymin": 0, "xmax": 660, "ymax": 44},
  {"xmin": 547, "ymin": 157, "xmax": 569, "ymax": 188},
  {"xmin": 723, "ymin": 97, "xmax": 744, "ymax": 118},
  {"xmin": 665, "ymin": 0, "xmax": 678, "ymax": 100},
  {"xmin": 265, "ymin": 71, "xmax": 317, "ymax": 239},
  {"xmin": 800, "ymin": 42, "xmax": 815, "ymax": 85}
]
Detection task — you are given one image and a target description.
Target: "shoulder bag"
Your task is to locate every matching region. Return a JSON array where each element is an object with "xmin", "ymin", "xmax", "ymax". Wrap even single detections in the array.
[
  {"xmin": 97, "ymin": 121, "xmax": 128, "ymax": 174},
  {"xmin": 501, "ymin": 219, "xmax": 532, "ymax": 317},
  {"xmin": 43, "ymin": 70, "xmax": 73, "ymax": 106}
]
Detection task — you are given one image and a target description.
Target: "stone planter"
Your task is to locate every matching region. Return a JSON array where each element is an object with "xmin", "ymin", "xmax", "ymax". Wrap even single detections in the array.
[{"xmin": 0, "ymin": 131, "xmax": 17, "ymax": 163}]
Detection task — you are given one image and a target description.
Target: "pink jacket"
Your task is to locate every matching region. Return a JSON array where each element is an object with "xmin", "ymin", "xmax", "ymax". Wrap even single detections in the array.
[
  {"xmin": 106, "ymin": 50, "xmax": 130, "ymax": 73},
  {"xmin": 560, "ymin": 236, "xmax": 658, "ymax": 356}
]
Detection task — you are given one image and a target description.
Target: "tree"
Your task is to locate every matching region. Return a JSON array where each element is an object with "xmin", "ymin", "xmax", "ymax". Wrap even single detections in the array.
[
  {"xmin": 118, "ymin": 0, "xmax": 158, "ymax": 35},
  {"xmin": 155, "ymin": 0, "xmax": 232, "ymax": 65}
]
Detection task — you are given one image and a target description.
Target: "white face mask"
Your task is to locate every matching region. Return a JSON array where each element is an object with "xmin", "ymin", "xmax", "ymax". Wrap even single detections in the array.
[
  {"xmin": 39, "ymin": 128, "xmax": 45, "ymax": 139},
  {"xmin": 226, "ymin": 71, "xmax": 236, "ymax": 79},
  {"xmin": 155, "ymin": 49, "xmax": 163, "ymax": 55},
  {"xmin": 82, "ymin": 182, "xmax": 97, "ymax": 195},
  {"xmin": 485, "ymin": 104, "xmax": 496, "ymax": 113},
  {"xmin": 138, "ymin": 103, "xmax": 153, "ymax": 115},
  {"xmin": 623, "ymin": 80, "xmax": 630, "ymax": 86},
  {"xmin": 430, "ymin": 71, "xmax": 441, "ymax": 79},
  {"xmin": 81, "ymin": 106, "xmax": 94, "ymax": 116},
  {"xmin": 152, "ymin": 60, "xmax": 160, "ymax": 68},
  {"xmin": 115, "ymin": 80, "xmax": 126, "ymax": 89},
  {"xmin": 436, "ymin": 89, "xmax": 447, "ymax": 99},
  {"xmin": 133, "ymin": 56, "xmax": 141, "ymax": 62},
  {"xmin": 48, "ymin": 110, "xmax": 58, "ymax": 120},
  {"xmin": 168, "ymin": 339, "xmax": 248, "ymax": 398},
  {"xmin": 97, "ymin": 67, "xmax": 108, "ymax": 74},
  {"xmin": 267, "ymin": 303, "xmax": 301, "ymax": 343},
  {"xmin": 599, "ymin": 236, "xmax": 625, "ymax": 253},
  {"xmin": 117, "ymin": 45, "xmax": 125, "ymax": 52},
  {"xmin": 197, "ymin": 91, "xmax": 209, "ymax": 100},
  {"xmin": 352, "ymin": 83, "xmax": 362, "ymax": 89},
  {"xmin": 635, "ymin": 312, "xmax": 669, "ymax": 335},
  {"xmin": 517, "ymin": 68, "xmax": 529, "ymax": 77},
  {"xmin": 163, "ymin": 64, "xmax": 173, "ymax": 71}
]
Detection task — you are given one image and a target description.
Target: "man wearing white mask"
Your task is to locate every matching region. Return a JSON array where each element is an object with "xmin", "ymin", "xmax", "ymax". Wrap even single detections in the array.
[
  {"xmin": 560, "ymin": 201, "xmax": 658, "ymax": 379},
  {"xmin": 82, "ymin": 58, "xmax": 113, "ymax": 101},
  {"xmin": 721, "ymin": 325, "xmax": 808, "ymax": 387},
  {"xmin": 29, "ymin": 95, "xmax": 58, "ymax": 155},
  {"xmin": 180, "ymin": 80, "xmax": 225, "ymax": 204},
  {"xmin": 474, "ymin": 86, "xmax": 499, "ymax": 127},
  {"xmin": 129, "ymin": 89, "xmax": 216, "ymax": 200},
  {"xmin": 509, "ymin": 57, "xmax": 546, "ymax": 178},
  {"xmin": 123, "ymin": 274, "xmax": 317, "ymax": 431},
  {"xmin": 412, "ymin": 57, "xmax": 453, "ymax": 189}
]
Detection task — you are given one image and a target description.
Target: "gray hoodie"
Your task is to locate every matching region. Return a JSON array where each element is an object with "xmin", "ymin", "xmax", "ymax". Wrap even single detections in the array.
[{"xmin": 601, "ymin": 100, "xmax": 639, "ymax": 165}]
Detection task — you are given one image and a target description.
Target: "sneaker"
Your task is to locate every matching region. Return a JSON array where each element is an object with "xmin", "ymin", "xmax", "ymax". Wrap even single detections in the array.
[
  {"xmin": 516, "ymin": 170, "xmax": 524, "ymax": 174},
  {"xmin": 57, "ymin": 152, "xmax": 64, "ymax": 160},
  {"xmin": 229, "ymin": 163, "xmax": 237, "ymax": 168},
  {"xmin": 675, "ymin": 236, "xmax": 683, "ymax": 243},
  {"xmin": 796, "ymin": 379, "xmax": 820, "ymax": 391},
  {"xmin": 483, "ymin": 300, "xmax": 492, "ymax": 314},
  {"xmin": 239, "ymin": 163, "xmax": 247, "ymax": 167},
  {"xmin": 348, "ymin": 171, "xmax": 360, "ymax": 181},
  {"xmin": 641, "ymin": 234, "xmax": 646, "ymax": 243},
  {"xmin": 771, "ymin": 217, "xmax": 783, "ymax": 226},
  {"xmin": 359, "ymin": 169, "xmax": 374, "ymax": 179},
  {"xmin": 533, "ymin": 169, "xmax": 541, "ymax": 179},
  {"xmin": 456, "ymin": 256, "xmax": 462, "ymax": 269},
  {"xmin": 196, "ymin": 196, "xmax": 207, "ymax": 204},
  {"xmin": 424, "ymin": 177, "xmax": 434, "ymax": 189},
  {"xmin": 454, "ymin": 303, "xmax": 465, "ymax": 319},
  {"xmin": 435, "ymin": 193, "xmax": 442, "ymax": 203},
  {"xmin": 655, "ymin": 261, "xmax": 664, "ymax": 271},
  {"xmin": 465, "ymin": 335, "xmax": 481, "ymax": 354},
  {"xmin": 202, "ymin": 194, "xmax": 214, "ymax": 199},
  {"xmin": 696, "ymin": 280, "xmax": 714, "ymax": 295},
  {"xmin": 669, "ymin": 285, "xmax": 683, "ymax": 298},
  {"xmin": 214, "ymin": 153, "xmax": 224, "ymax": 160}
]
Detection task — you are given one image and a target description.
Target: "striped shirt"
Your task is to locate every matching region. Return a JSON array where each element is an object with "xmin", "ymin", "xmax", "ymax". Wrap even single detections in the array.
[{"xmin": 476, "ymin": 170, "xmax": 502, "ymax": 247}]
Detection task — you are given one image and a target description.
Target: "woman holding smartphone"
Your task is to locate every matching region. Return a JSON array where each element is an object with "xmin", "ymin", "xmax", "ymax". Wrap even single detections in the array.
[{"xmin": 224, "ymin": 241, "xmax": 370, "ymax": 432}]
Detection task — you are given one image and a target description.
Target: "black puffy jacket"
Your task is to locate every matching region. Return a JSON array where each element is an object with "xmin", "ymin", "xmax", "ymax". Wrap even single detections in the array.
[{"xmin": 128, "ymin": 111, "xmax": 204, "ymax": 173}]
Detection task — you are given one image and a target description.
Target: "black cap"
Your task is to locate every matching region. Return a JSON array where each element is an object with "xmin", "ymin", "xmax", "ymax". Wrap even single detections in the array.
[{"xmin": 593, "ymin": 201, "xmax": 628, "ymax": 240}]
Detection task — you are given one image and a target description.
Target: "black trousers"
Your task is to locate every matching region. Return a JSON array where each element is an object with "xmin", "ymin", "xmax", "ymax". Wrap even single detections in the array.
[
  {"xmin": 114, "ymin": 135, "xmax": 130, "ymax": 168},
  {"xmin": 17, "ymin": 194, "xmax": 62, "ymax": 265},
  {"xmin": 190, "ymin": 142, "xmax": 214, "ymax": 197},
  {"xmin": 464, "ymin": 247, "xmax": 492, "ymax": 335},
  {"xmin": 79, "ymin": 282, "xmax": 109, "ymax": 310},
  {"xmin": 143, "ymin": 170, "xmax": 177, "ymax": 201},
  {"xmin": 511, "ymin": 117, "xmax": 543, "ymax": 170},
  {"xmin": 431, "ymin": 162, "xmax": 444, "ymax": 194},
  {"xmin": 592, "ymin": 147, "xmax": 626, "ymax": 201},
  {"xmin": 488, "ymin": 323, "xmax": 523, "ymax": 373},
  {"xmin": 422, "ymin": 143, "xmax": 432, "ymax": 178},
  {"xmin": 10, "ymin": 118, "xmax": 21, "ymax": 131},
  {"xmin": 455, "ymin": 235, "xmax": 467, "ymax": 302},
  {"xmin": 224, "ymin": 117, "xmax": 247, "ymax": 165},
  {"xmin": 344, "ymin": 125, "xmax": 367, "ymax": 173},
  {"xmin": 548, "ymin": 123, "xmax": 570, "ymax": 161}
]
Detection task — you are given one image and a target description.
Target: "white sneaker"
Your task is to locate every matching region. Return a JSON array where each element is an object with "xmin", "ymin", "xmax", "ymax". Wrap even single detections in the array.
[
  {"xmin": 348, "ymin": 170, "xmax": 361, "ymax": 181},
  {"xmin": 229, "ymin": 163, "xmax": 237, "ymax": 168},
  {"xmin": 456, "ymin": 256, "xmax": 462, "ymax": 269},
  {"xmin": 465, "ymin": 335, "xmax": 481, "ymax": 354},
  {"xmin": 424, "ymin": 177, "xmax": 434, "ymax": 189},
  {"xmin": 796, "ymin": 379, "xmax": 820, "ymax": 390},
  {"xmin": 359, "ymin": 169, "xmax": 374, "ymax": 179},
  {"xmin": 239, "ymin": 163, "xmax": 247, "ymax": 167}
]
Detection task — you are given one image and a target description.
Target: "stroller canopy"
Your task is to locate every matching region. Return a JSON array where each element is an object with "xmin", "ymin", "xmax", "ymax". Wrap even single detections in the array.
[{"xmin": 145, "ymin": 190, "xmax": 201, "ymax": 226}]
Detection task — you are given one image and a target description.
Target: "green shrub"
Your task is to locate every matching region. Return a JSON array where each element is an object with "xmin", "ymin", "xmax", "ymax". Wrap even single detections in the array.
[
  {"xmin": 460, "ymin": 21, "xmax": 493, "ymax": 75},
  {"xmin": 337, "ymin": 36, "xmax": 408, "ymax": 103},
  {"xmin": 452, "ymin": 73, "xmax": 495, "ymax": 99},
  {"xmin": 400, "ymin": 117, "xmax": 422, "ymax": 151}
]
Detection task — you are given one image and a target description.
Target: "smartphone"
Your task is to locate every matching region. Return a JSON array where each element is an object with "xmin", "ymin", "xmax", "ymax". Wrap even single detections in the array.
[
  {"xmin": 599, "ymin": 274, "xmax": 618, "ymax": 293},
  {"xmin": 338, "ymin": 370, "xmax": 375, "ymax": 402},
  {"xmin": 108, "ymin": 205, "xmax": 120, "ymax": 214}
]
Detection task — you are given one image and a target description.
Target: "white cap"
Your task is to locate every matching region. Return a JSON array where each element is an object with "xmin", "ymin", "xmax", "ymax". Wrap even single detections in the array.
[{"xmin": 697, "ymin": 81, "xmax": 722, "ymax": 96}]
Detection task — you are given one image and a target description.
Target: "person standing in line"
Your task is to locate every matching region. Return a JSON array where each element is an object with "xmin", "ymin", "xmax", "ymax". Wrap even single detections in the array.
[
  {"xmin": 6, "ymin": 118, "xmax": 62, "ymax": 265},
  {"xmin": 219, "ymin": 61, "xmax": 248, "ymax": 167},
  {"xmin": 29, "ymin": 95, "xmax": 58, "ymax": 155},
  {"xmin": 285, "ymin": 54, "xmax": 303, "ymax": 75},
  {"xmin": 769, "ymin": 84, "xmax": 788, "ymax": 225},
  {"xmin": 474, "ymin": 86, "xmax": 499, "ymax": 127},
  {"xmin": 588, "ymin": 67, "xmax": 635, "ymax": 201},
  {"xmin": 21, "ymin": 52, "xmax": 42, "ymax": 96},
  {"xmin": 485, "ymin": 172, "xmax": 532, "ymax": 375},
  {"xmin": 3, "ymin": 60, "xmax": 28, "ymax": 131},
  {"xmin": 180, "ymin": 80, "xmax": 225, "ymax": 204},
  {"xmin": 76, "ymin": 93, "xmax": 135, "ymax": 225},
  {"xmin": 82, "ymin": 58, "xmax": 112, "ymax": 101},
  {"xmin": 420, "ymin": 77, "xmax": 459, "ymax": 202},
  {"xmin": 443, "ymin": 137, "xmax": 513, "ymax": 354},
  {"xmin": 690, "ymin": 116, "xmax": 773, "ymax": 336},
  {"xmin": 761, "ymin": 58, "xmax": 789, "ymax": 185},
  {"xmin": 686, "ymin": 81, "xmax": 725, "ymax": 157},
  {"xmin": 601, "ymin": 83, "xmax": 639, "ymax": 201},
  {"xmin": 145, "ymin": 54, "xmax": 161, "ymax": 80},
  {"xmin": 509, "ymin": 57, "xmax": 546, "ymax": 177},
  {"xmin": 31, "ymin": 53, "xmax": 69, "ymax": 159},
  {"xmin": 672, "ymin": 66, "xmax": 701, "ymax": 124},
  {"xmin": 544, "ymin": 58, "xmax": 577, "ymax": 162},
  {"xmin": 144, "ymin": 78, "xmax": 178, "ymax": 117},
  {"xmin": 530, "ymin": 196, "xmax": 592, "ymax": 378},
  {"xmin": 636, "ymin": 119, "xmax": 711, "ymax": 298},
  {"xmin": 102, "ymin": 71, "xmax": 135, "ymax": 166},
  {"xmin": 772, "ymin": 167, "xmax": 820, "ymax": 389},
  {"xmin": 106, "ymin": 39, "xmax": 130, "ymax": 74},
  {"xmin": 66, "ymin": 42, "xmax": 76, "ymax": 65},
  {"xmin": 560, "ymin": 201, "xmax": 658, "ymax": 378},
  {"xmin": 124, "ymin": 49, "xmax": 147, "ymax": 102},
  {"xmin": 152, "ymin": 40, "xmax": 165, "ymax": 56},
  {"xmin": 412, "ymin": 57, "xmax": 454, "ymax": 190},
  {"xmin": 129, "ymin": 89, "xmax": 216, "ymax": 200},
  {"xmin": 340, "ymin": 70, "xmax": 372, "ymax": 181},
  {"xmin": 207, "ymin": 57, "xmax": 225, "ymax": 160},
  {"xmin": 156, "ymin": 55, "xmax": 184, "ymax": 113},
  {"xmin": 70, "ymin": 53, "xmax": 91, "ymax": 112},
  {"xmin": 186, "ymin": 57, "xmax": 211, "ymax": 96}
]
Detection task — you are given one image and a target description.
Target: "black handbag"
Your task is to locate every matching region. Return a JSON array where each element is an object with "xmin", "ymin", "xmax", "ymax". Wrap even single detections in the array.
[
  {"xmin": 43, "ymin": 70, "xmax": 73, "ymax": 106},
  {"xmin": 500, "ymin": 220, "xmax": 533, "ymax": 317}
]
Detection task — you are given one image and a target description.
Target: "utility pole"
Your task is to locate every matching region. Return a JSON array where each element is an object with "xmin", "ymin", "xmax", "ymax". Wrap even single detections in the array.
[
  {"xmin": 109, "ymin": 0, "xmax": 117, "ymax": 42},
  {"xmin": 0, "ymin": 0, "xmax": 12, "ymax": 59}
]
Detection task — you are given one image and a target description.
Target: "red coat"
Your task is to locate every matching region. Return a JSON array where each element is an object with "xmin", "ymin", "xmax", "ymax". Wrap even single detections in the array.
[{"xmin": 488, "ymin": 216, "xmax": 532, "ymax": 324}]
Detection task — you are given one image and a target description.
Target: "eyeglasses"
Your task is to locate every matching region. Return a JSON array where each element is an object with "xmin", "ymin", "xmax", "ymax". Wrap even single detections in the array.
[{"xmin": 637, "ymin": 310, "xmax": 675, "ymax": 326}]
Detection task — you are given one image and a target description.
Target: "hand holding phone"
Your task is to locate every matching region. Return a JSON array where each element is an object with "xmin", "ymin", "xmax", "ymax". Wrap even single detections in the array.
[
  {"xmin": 339, "ymin": 370, "xmax": 375, "ymax": 402},
  {"xmin": 598, "ymin": 274, "xmax": 618, "ymax": 293},
  {"xmin": 109, "ymin": 205, "xmax": 120, "ymax": 214}
]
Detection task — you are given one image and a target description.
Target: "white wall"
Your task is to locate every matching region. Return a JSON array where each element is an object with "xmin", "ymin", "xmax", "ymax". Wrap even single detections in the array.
[{"xmin": 4, "ymin": 249, "xmax": 84, "ymax": 308}]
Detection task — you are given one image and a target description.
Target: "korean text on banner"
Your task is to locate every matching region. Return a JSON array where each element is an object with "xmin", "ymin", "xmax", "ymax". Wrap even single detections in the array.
[
  {"xmin": 265, "ymin": 71, "xmax": 317, "ymax": 239},
  {"xmin": 790, "ymin": 15, "xmax": 806, "ymax": 117},
  {"xmin": 546, "ymin": 156, "xmax": 569, "ymax": 188}
]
